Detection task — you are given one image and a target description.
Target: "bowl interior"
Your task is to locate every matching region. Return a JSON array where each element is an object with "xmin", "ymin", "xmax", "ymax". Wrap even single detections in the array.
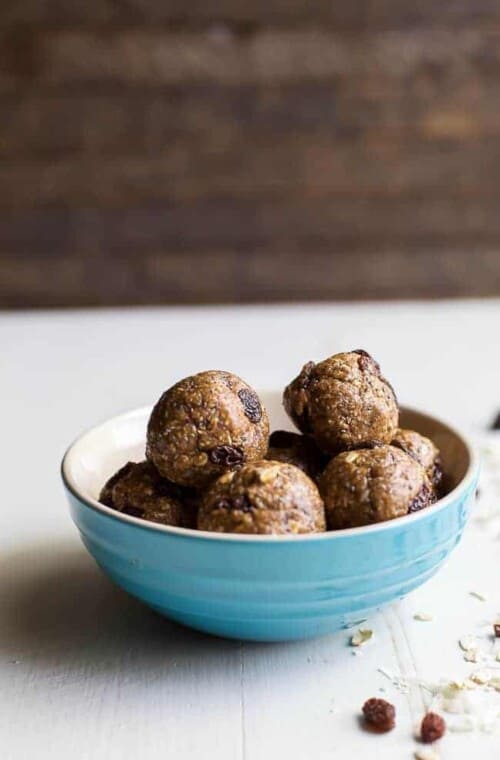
[{"xmin": 65, "ymin": 392, "xmax": 471, "ymax": 510}]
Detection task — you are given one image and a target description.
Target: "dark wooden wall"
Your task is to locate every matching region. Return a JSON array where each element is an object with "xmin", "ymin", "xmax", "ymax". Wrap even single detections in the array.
[{"xmin": 1, "ymin": 2, "xmax": 500, "ymax": 307}]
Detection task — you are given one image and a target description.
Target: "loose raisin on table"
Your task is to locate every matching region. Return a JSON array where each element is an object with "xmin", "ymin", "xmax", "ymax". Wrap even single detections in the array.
[
  {"xmin": 420, "ymin": 712, "xmax": 446, "ymax": 743},
  {"xmin": 494, "ymin": 623, "xmax": 500, "ymax": 638},
  {"xmin": 362, "ymin": 698, "xmax": 396, "ymax": 732}
]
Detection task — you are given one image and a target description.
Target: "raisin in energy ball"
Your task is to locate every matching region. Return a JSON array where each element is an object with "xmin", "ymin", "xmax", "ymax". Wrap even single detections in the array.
[
  {"xmin": 146, "ymin": 371, "xmax": 269, "ymax": 488},
  {"xmin": 391, "ymin": 428, "xmax": 443, "ymax": 492},
  {"xmin": 198, "ymin": 460, "xmax": 326, "ymax": 535},
  {"xmin": 319, "ymin": 444, "xmax": 435, "ymax": 529},
  {"xmin": 266, "ymin": 430, "xmax": 327, "ymax": 480},
  {"xmin": 99, "ymin": 460, "xmax": 197, "ymax": 527},
  {"xmin": 284, "ymin": 350, "xmax": 398, "ymax": 454}
]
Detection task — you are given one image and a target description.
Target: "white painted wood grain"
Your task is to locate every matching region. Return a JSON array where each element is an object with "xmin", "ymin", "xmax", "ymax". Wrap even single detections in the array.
[{"xmin": 1, "ymin": 301, "xmax": 499, "ymax": 760}]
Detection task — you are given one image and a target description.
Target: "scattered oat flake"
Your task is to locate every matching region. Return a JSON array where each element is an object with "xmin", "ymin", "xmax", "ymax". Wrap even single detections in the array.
[
  {"xmin": 446, "ymin": 680, "xmax": 468, "ymax": 692},
  {"xmin": 378, "ymin": 667, "xmax": 393, "ymax": 680},
  {"xmin": 414, "ymin": 612, "xmax": 433, "ymax": 622},
  {"xmin": 350, "ymin": 628, "xmax": 373, "ymax": 647},
  {"xmin": 414, "ymin": 748, "xmax": 440, "ymax": 760},
  {"xmin": 489, "ymin": 677, "xmax": 500, "ymax": 691},
  {"xmin": 470, "ymin": 671, "xmax": 490, "ymax": 685},
  {"xmin": 470, "ymin": 590, "xmax": 488, "ymax": 602},
  {"xmin": 423, "ymin": 680, "xmax": 475, "ymax": 715},
  {"xmin": 459, "ymin": 635, "xmax": 477, "ymax": 652},
  {"xmin": 495, "ymin": 651, "xmax": 500, "ymax": 662},
  {"xmin": 464, "ymin": 650, "xmax": 479, "ymax": 663}
]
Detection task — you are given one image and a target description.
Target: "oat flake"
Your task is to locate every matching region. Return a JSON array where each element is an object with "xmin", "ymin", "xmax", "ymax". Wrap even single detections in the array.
[
  {"xmin": 414, "ymin": 748, "xmax": 440, "ymax": 760},
  {"xmin": 463, "ymin": 650, "xmax": 479, "ymax": 663},
  {"xmin": 470, "ymin": 591, "xmax": 489, "ymax": 602},
  {"xmin": 459, "ymin": 635, "xmax": 478, "ymax": 652},
  {"xmin": 350, "ymin": 628, "xmax": 373, "ymax": 647}
]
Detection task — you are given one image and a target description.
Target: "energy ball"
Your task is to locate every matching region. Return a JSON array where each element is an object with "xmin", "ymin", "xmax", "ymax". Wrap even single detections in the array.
[
  {"xmin": 283, "ymin": 350, "xmax": 398, "ymax": 454},
  {"xmin": 146, "ymin": 371, "xmax": 269, "ymax": 488},
  {"xmin": 266, "ymin": 430, "xmax": 327, "ymax": 480},
  {"xmin": 391, "ymin": 428, "xmax": 443, "ymax": 492},
  {"xmin": 319, "ymin": 444, "xmax": 435, "ymax": 529},
  {"xmin": 197, "ymin": 460, "xmax": 326, "ymax": 535},
  {"xmin": 99, "ymin": 460, "xmax": 197, "ymax": 527}
]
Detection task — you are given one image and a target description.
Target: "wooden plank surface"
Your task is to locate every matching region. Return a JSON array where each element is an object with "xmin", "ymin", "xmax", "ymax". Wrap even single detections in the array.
[
  {"xmin": 1, "ymin": 248, "xmax": 499, "ymax": 308},
  {"xmin": 2, "ymin": 26, "xmax": 500, "ymax": 89},
  {"xmin": 3, "ymin": 201, "xmax": 500, "ymax": 249},
  {"xmin": 1, "ymin": 5, "xmax": 500, "ymax": 306},
  {"xmin": 2, "ymin": 1, "xmax": 500, "ymax": 28}
]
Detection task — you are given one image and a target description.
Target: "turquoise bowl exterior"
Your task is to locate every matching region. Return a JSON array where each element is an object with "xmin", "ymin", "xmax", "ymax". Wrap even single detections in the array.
[{"xmin": 62, "ymin": 404, "xmax": 479, "ymax": 642}]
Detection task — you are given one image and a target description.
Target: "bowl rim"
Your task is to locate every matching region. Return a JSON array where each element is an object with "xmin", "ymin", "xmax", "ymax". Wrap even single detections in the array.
[{"xmin": 61, "ymin": 404, "xmax": 480, "ymax": 543}]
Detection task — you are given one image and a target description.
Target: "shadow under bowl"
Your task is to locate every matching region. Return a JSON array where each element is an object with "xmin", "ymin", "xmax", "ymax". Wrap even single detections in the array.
[{"xmin": 61, "ymin": 394, "xmax": 479, "ymax": 642}]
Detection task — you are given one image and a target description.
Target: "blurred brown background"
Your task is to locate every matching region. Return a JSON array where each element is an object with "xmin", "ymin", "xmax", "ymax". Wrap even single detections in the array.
[{"xmin": 1, "ymin": 1, "xmax": 500, "ymax": 308}]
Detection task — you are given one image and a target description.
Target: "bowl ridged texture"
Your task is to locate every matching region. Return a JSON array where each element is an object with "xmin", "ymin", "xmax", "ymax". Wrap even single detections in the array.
[{"xmin": 67, "ymin": 478, "xmax": 475, "ymax": 641}]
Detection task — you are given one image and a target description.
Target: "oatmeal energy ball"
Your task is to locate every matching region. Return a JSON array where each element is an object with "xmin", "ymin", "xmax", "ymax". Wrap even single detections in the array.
[
  {"xmin": 266, "ymin": 430, "xmax": 327, "ymax": 480},
  {"xmin": 391, "ymin": 428, "xmax": 443, "ymax": 491},
  {"xmin": 146, "ymin": 371, "xmax": 269, "ymax": 488},
  {"xmin": 319, "ymin": 444, "xmax": 435, "ymax": 529},
  {"xmin": 284, "ymin": 350, "xmax": 398, "ymax": 454},
  {"xmin": 198, "ymin": 460, "xmax": 326, "ymax": 535},
  {"xmin": 99, "ymin": 460, "xmax": 197, "ymax": 527}
]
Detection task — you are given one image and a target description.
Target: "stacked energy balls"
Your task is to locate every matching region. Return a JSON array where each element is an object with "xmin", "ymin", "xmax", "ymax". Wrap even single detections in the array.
[{"xmin": 100, "ymin": 352, "xmax": 443, "ymax": 534}]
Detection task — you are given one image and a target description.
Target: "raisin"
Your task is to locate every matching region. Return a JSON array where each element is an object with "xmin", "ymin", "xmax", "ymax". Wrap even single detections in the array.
[
  {"xmin": 408, "ymin": 483, "xmax": 435, "ymax": 514},
  {"xmin": 353, "ymin": 349, "xmax": 380, "ymax": 375},
  {"xmin": 208, "ymin": 445, "xmax": 244, "ymax": 467},
  {"xmin": 420, "ymin": 712, "xmax": 446, "ymax": 743},
  {"xmin": 121, "ymin": 504, "xmax": 145, "ymax": 518},
  {"xmin": 432, "ymin": 459, "xmax": 443, "ymax": 492},
  {"xmin": 494, "ymin": 623, "xmax": 500, "ymax": 637},
  {"xmin": 238, "ymin": 388, "xmax": 262, "ymax": 423},
  {"xmin": 362, "ymin": 698, "xmax": 395, "ymax": 732}
]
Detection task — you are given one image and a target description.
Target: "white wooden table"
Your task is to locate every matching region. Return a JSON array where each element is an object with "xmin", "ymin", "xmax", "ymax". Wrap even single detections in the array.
[{"xmin": 2, "ymin": 300, "xmax": 500, "ymax": 760}]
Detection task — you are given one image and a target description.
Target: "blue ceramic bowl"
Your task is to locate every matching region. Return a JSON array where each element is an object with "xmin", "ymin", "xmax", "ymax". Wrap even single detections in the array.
[{"xmin": 61, "ymin": 394, "xmax": 479, "ymax": 642}]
